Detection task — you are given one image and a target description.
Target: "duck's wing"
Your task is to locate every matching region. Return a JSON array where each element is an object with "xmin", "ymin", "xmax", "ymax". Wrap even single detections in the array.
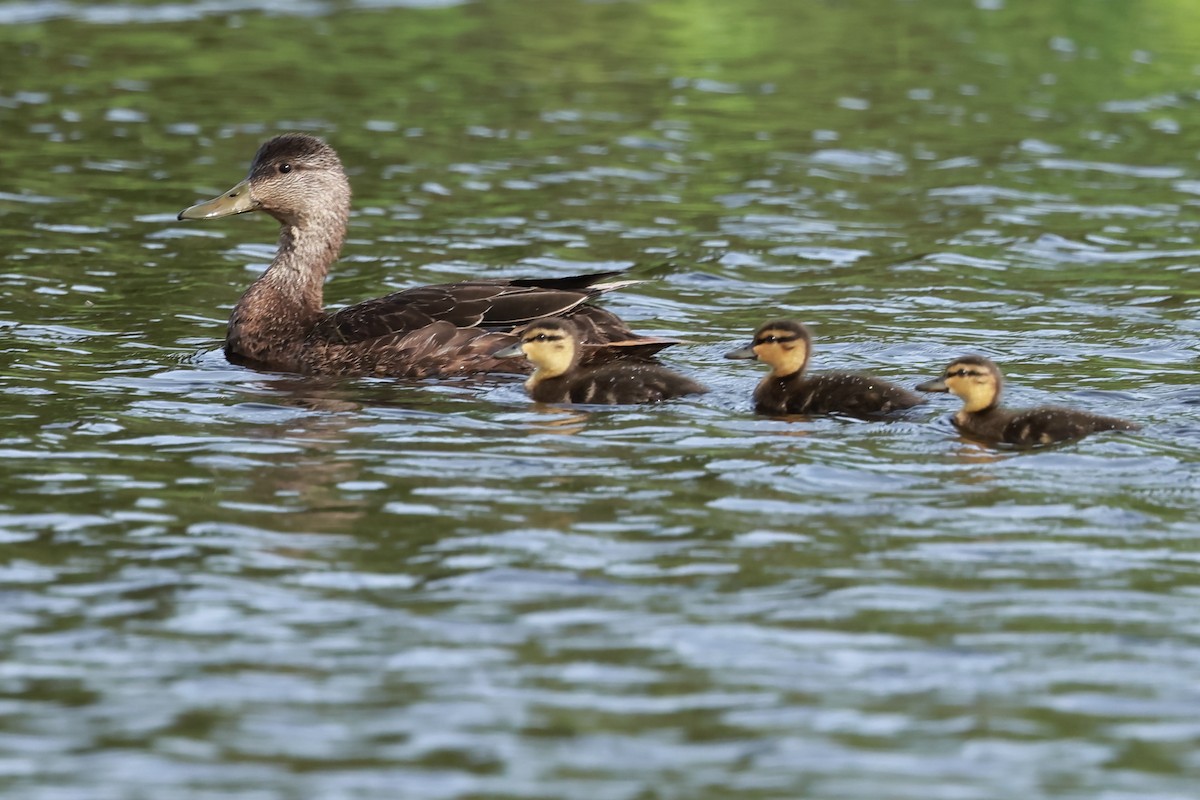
[
  {"xmin": 576, "ymin": 338, "xmax": 681, "ymax": 365},
  {"xmin": 313, "ymin": 273, "xmax": 639, "ymax": 345},
  {"xmin": 505, "ymin": 270, "xmax": 631, "ymax": 292},
  {"xmin": 354, "ymin": 321, "xmax": 527, "ymax": 379}
]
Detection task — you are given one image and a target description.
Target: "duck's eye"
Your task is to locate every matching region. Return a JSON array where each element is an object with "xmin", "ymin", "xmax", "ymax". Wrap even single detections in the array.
[
  {"xmin": 278, "ymin": 163, "xmax": 292, "ymax": 174},
  {"xmin": 527, "ymin": 333, "xmax": 564, "ymax": 344}
]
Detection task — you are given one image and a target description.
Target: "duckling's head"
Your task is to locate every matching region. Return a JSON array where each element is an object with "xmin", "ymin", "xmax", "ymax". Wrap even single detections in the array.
[
  {"xmin": 916, "ymin": 355, "xmax": 1002, "ymax": 413},
  {"xmin": 494, "ymin": 317, "xmax": 580, "ymax": 385},
  {"xmin": 724, "ymin": 319, "xmax": 812, "ymax": 378},
  {"xmin": 178, "ymin": 133, "xmax": 350, "ymax": 229}
]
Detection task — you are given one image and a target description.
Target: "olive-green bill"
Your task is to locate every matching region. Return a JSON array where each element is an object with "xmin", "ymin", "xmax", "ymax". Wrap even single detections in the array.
[{"xmin": 177, "ymin": 179, "xmax": 258, "ymax": 220}]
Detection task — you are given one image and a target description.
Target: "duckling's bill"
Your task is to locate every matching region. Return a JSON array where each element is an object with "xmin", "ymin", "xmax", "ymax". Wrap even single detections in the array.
[
  {"xmin": 178, "ymin": 178, "xmax": 259, "ymax": 220},
  {"xmin": 493, "ymin": 341, "xmax": 525, "ymax": 359},
  {"xmin": 916, "ymin": 376, "xmax": 949, "ymax": 392},
  {"xmin": 724, "ymin": 343, "xmax": 758, "ymax": 360}
]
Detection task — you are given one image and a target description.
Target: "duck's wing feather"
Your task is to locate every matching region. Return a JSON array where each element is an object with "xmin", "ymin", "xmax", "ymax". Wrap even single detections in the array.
[
  {"xmin": 345, "ymin": 321, "xmax": 524, "ymax": 379},
  {"xmin": 505, "ymin": 270, "xmax": 629, "ymax": 291},
  {"xmin": 578, "ymin": 339, "xmax": 680, "ymax": 364},
  {"xmin": 313, "ymin": 273, "xmax": 641, "ymax": 345}
]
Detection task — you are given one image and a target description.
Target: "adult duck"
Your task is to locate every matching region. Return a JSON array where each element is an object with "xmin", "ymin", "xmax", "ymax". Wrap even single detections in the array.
[
  {"xmin": 725, "ymin": 319, "xmax": 924, "ymax": 416},
  {"xmin": 917, "ymin": 355, "xmax": 1139, "ymax": 446},
  {"xmin": 177, "ymin": 133, "xmax": 663, "ymax": 378}
]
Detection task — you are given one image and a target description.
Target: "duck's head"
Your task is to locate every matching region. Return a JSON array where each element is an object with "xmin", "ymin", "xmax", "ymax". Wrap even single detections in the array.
[
  {"xmin": 724, "ymin": 319, "xmax": 812, "ymax": 377},
  {"xmin": 494, "ymin": 317, "xmax": 580, "ymax": 383},
  {"xmin": 178, "ymin": 133, "xmax": 350, "ymax": 228},
  {"xmin": 917, "ymin": 355, "xmax": 1002, "ymax": 412}
]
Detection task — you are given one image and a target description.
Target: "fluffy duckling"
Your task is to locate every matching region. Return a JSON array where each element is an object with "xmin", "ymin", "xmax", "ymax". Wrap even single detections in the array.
[
  {"xmin": 495, "ymin": 317, "xmax": 707, "ymax": 404},
  {"xmin": 916, "ymin": 355, "xmax": 1139, "ymax": 446},
  {"xmin": 177, "ymin": 133, "xmax": 658, "ymax": 378},
  {"xmin": 725, "ymin": 319, "xmax": 924, "ymax": 416}
]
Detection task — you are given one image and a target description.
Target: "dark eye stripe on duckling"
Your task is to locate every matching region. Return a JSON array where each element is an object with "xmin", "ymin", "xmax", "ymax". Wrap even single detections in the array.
[
  {"xmin": 947, "ymin": 368, "xmax": 984, "ymax": 378},
  {"xmin": 523, "ymin": 333, "xmax": 565, "ymax": 343},
  {"xmin": 754, "ymin": 333, "xmax": 801, "ymax": 345}
]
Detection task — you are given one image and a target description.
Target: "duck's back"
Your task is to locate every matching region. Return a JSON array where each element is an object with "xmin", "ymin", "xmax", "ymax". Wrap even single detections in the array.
[
  {"xmin": 532, "ymin": 361, "xmax": 706, "ymax": 405},
  {"xmin": 756, "ymin": 371, "xmax": 924, "ymax": 416},
  {"xmin": 957, "ymin": 405, "xmax": 1139, "ymax": 446}
]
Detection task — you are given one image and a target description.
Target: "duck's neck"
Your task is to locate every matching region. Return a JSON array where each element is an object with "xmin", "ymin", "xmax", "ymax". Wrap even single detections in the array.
[{"xmin": 227, "ymin": 209, "xmax": 347, "ymax": 362}]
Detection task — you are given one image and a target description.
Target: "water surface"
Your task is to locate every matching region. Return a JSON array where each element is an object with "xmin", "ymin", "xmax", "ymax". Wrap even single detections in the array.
[{"xmin": 1, "ymin": 1, "xmax": 1199, "ymax": 797}]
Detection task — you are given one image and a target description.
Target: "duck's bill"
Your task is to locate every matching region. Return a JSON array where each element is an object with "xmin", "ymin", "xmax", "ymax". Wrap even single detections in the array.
[
  {"xmin": 915, "ymin": 377, "xmax": 949, "ymax": 392},
  {"xmin": 493, "ymin": 342, "xmax": 525, "ymax": 359},
  {"xmin": 723, "ymin": 343, "xmax": 758, "ymax": 360},
  {"xmin": 177, "ymin": 179, "xmax": 259, "ymax": 220}
]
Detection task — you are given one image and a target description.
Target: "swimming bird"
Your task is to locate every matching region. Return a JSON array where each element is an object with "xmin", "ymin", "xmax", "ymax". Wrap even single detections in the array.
[
  {"xmin": 725, "ymin": 319, "xmax": 924, "ymax": 416},
  {"xmin": 177, "ymin": 133, "xmax": 662, "ymax": 378},
  {"xmin": 916, "ymin": 355, "xmax": 1139, "ymax": 446},
  {"xmin": 494, "ymin": 316, "xmax": 707, "ymax": 404}
]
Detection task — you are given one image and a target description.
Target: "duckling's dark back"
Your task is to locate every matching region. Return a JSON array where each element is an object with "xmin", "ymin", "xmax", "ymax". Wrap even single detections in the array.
[
  {"xmin": 533, "ymin": 361, "xmax": 706, "ymax": 405},
  {"xmin": 958, "ymin": 405, "xmax": 1139, "ymax": 447},
  {"xmin": 757, "ymin": 371, "xmax": 924, "ymax": 417}
]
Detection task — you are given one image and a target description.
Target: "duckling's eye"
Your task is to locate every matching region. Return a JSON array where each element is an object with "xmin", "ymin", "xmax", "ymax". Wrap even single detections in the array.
[
  {"xmin": 278, "ymin": 163, "xmax": 292, "ymax": 174},
  {"xmin": 527, "ymin": 333, "xmax": 564, "ymax": 344},
  {"xmin": 756, "ymin": 334, "xmax": 798, "ymax": 346}
]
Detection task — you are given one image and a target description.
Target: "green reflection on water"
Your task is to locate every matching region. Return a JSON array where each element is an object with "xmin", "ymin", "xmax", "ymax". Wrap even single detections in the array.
[{"xmin": 1, "ymin": 1, "xmax": 1199, "ymax": 796}]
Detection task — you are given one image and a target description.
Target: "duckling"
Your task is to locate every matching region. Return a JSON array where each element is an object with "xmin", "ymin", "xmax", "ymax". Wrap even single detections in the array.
[
  {"xmin": 494, "ymin": 317, "xmax": 707, "ymax": 404},
  {"xmin": 725, "ymin": 319, "xmax": 924, "ymax": 416},
  {"xmin": 177, "ymin": 133, "xmax": 663, "ymax": 379},
  {"xmin": 916, "ymin": 355, "xmax": 1140, "ymax": 446}
]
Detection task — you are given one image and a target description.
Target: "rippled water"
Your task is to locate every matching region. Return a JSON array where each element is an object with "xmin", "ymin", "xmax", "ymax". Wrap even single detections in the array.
[{"xmin": 2, "ymin": 1, "xmax": 1199, "ymax": 797}]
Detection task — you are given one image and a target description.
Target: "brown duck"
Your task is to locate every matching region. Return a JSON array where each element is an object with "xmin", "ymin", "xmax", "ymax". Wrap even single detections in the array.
[
  {"xmin": 494, "ymin": 317, "xmax": 707, "ymax": 404},
  {"xmin": 177, "ymin": 133, "xmax": 665, "ymax": 378},
  {"xmin": 917, "ymin": 355, "xmax": 1139, "ymax": 446},
  {"xmin": 725, "ymin": 319, "xmax": 924, "ymax": 416}
]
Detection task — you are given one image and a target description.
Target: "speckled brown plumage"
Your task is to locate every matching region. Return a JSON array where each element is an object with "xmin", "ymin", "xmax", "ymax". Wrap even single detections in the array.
[
  {"xmin": 496, "ymin": 317, "xmax": 707, "ymax": 405},
  {"xmin": 726, "ymin": 319, "xmax": 924, "ymax": 417},
  {"xmin": 751, "ymin": 370, "xmax": 924, "ymax": 416},
  {"xmin": 917, "ymin": 355, "xmax": 1140, "ymax": 447},
  {"xmin": 178, "ymin": 133, "xmax": 662, "ymax": 379}
]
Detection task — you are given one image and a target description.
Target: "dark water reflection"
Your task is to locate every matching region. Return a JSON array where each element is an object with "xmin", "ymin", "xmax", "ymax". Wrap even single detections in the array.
[{"xmin": 2, "ymin": 0, "xmax": 1200, "ymax": 797}]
